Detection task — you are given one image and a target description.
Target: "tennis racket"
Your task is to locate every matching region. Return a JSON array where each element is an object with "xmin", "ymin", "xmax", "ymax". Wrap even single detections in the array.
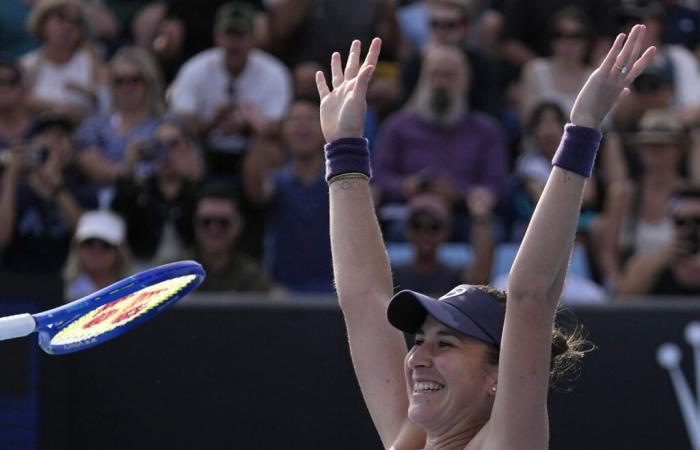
[{"xmin": 0, "ymin": 260, "xmax": 205, "ymax": 355}]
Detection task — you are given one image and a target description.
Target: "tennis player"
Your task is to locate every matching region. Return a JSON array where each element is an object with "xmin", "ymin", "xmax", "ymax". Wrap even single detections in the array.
[{"xmin": 317, "ymin": 25, "xmax": 655, "ymax": 450}]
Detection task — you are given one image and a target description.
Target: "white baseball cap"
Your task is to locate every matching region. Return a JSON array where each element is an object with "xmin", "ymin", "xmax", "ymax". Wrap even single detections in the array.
[{"xmin": 74, "ymin": 210, "xmax": 126, "ymax": 246}]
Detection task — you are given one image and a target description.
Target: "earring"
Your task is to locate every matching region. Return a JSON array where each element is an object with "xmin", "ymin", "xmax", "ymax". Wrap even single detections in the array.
[{"xmin": 491, "ymin": 385, "xmax": 497, "ymax": 393}]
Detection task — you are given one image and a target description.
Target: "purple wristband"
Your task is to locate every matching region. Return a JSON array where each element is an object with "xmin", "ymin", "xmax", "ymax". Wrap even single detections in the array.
[
  {"xmin": 324, "ymin": 137, "xmax": 371, "ymax": 182},
  {"xmin": 551, "ymin": 124, "xmax": 603, "ymax": 178}
]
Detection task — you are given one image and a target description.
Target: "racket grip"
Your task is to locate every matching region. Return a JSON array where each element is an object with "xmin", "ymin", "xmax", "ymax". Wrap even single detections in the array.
[{"xmin": 0, "ymin": 314, "xmax": 36, "ymax": 340}]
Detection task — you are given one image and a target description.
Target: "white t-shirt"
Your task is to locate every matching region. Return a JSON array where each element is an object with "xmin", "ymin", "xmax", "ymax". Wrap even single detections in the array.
[
  {"xmin": 169, "ymin": 47, "xmax": 292, "ymax": 152},
  {"xmin": 21, "ymin": 47, "xmax": 96, "ymax": 110}
]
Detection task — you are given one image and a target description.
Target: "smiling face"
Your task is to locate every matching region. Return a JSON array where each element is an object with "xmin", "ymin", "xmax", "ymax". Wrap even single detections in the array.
[{"xmin": 404, "ymin": 315, "xmax": 497, "ymax": 434}]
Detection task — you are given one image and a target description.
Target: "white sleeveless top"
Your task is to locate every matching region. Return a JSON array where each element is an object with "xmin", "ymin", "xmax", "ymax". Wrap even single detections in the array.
[{"xmin": 21, "ymin": 47, "xmax": 95, "ymax": 110}]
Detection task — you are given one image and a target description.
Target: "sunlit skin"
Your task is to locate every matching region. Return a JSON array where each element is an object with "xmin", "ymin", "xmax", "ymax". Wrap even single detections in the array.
[{"xmin": 405, "ymin": 316, "xmax": 497, "ymax": 439}]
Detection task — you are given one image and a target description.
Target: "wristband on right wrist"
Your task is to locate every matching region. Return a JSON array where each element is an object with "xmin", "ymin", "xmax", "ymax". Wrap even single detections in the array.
[{"xmin": 551, "ymin": 124, "xmax": 603, "ymax": 178}]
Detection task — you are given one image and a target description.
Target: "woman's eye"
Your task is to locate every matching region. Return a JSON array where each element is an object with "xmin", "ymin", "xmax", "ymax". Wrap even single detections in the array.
[
  {"xmin": 413, "ymin": 338, "xmax": 424, "ymax": 346},
  {"xmin": 438, "ymin": 341, "xmax": 453, "ymax": 348}
]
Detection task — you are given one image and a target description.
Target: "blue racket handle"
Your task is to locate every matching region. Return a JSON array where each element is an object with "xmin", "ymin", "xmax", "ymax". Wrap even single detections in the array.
[{"xmin": 0, "ymin": 314, "xmax": 36, "ymax": 340}]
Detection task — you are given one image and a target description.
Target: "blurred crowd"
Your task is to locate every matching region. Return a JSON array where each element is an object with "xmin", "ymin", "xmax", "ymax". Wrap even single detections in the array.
[{"xmin": 1, "ymin": 0, "xmax": 700, "ymax": 302}]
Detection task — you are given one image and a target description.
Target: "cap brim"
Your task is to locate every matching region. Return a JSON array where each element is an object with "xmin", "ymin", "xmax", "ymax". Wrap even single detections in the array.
[{"xmin": 387, "ymin": 290, "xmax": 496, "ymax": 345}]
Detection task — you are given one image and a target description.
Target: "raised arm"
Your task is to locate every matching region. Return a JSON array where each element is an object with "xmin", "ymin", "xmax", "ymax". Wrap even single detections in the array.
[
  {"xmin": 487, "ymin": 25, "xmax": 655, "ymax": 449},
  {"xmin": 316, "ymin": 39, "xmax": 424, "ymax": 449}
]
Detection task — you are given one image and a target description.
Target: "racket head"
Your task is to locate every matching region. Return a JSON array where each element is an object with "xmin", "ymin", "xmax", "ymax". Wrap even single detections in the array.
[{"xmin": 34, "ymin": 260, "xmax": 205, "ymax": 355}]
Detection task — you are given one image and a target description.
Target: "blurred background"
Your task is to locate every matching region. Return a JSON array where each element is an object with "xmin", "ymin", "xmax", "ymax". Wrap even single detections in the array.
[{"xmin": 1, "ymin": 0, "xmax": 700, "ymax": 448}]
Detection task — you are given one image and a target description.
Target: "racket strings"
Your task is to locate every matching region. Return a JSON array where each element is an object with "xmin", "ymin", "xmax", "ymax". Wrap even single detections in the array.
[{"xmin": 51, "ymin": 275, "xmax": 197, "ymax": 346}]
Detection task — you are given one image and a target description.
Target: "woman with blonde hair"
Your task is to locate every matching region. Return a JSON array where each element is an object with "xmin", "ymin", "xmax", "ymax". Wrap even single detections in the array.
[
  {"xmin": 63, "ymin": 209, "xmax": 132, "ymax": 301},
  {"xmin": 75, "ymin": 46, "xmax": 165, "ymax": 191},
  {"xmin": 21, "ymin": 0, "xmax": 104, "ymax": 123}
]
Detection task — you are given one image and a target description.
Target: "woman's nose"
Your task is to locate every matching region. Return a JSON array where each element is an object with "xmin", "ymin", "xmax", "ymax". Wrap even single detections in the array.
[{"xmin": 407, "ymin": 344, "xmax": 433, "ymax": 369}]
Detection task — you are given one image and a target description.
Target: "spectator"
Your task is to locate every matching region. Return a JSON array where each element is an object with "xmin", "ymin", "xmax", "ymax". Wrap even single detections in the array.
[
  {"xmin": 242, "ymin": 96, "xmax": 333, "ymax": 293},
  {"xmin": 189, "ymin": 185, "xmax": 271, "ymax": 292},
  {"xmin": 265, "ymin": 0, "xmax": 400, "ymax": 66},
  {"xmin": 63, "ymin": 209, "xmax": 132, "ymax": 301},
  {"xmin": 0, "ymin": 57, "xmax": 34, "ymax": 151},
  {"xmin": 499, "ymin": 0, "xmax": 618, "ymax": 69},
  {"xmin": 373, "ymin": 45, "xmax": 508, "ymax": 208},
  {"xmin": 169, "ymin": 1, "xmax": 292, "ymax": 178},
  {"xmin": 616, "ymin": 185, "xmax": 700, "ymax": 297},
  {"xmin": 512, "ymin": 102, "xmax": 599, "ymax": 240},
  {"xmin": 392, "ymin": 191, "xmax": 494, "ymax": 296},
  {"xmin": 75, "ymin": 46, "xmax": 164, "ymax": 194},
  {"xmin": 519, "ymin": 6, "xmax": 594, "ymax": 120},
  {"xmin": 0, "ymin": 114, "xmax": 97, "ymax": 273},
  {"xmin": 602, "ymin": 110, "xmax": 693, "ymax": 292},
  {"xmin": 400, "ymin": 0, "xmax": 503, "ymax": 117},
  {"xmin": 110, "ymin": 118, "xmax": 204, "ymax": 268},
  {"xmin": 21, "ymin": 0, "xmax": 104, "ymax": 123}
]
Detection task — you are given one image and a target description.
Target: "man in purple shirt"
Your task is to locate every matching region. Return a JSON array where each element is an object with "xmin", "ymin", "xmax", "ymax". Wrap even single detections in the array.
[{"xmin": 373, "ymin": 44, "xmax": 508, "ymax": 208}]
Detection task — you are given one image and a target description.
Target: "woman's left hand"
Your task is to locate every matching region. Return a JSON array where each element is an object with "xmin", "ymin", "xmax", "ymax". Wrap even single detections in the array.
[{"xmin": 570, "ymin": 24, "xmax": 656, "ymax": 129}]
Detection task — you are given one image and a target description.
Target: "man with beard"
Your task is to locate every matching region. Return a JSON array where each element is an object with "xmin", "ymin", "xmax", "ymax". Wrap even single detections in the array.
[{"xmin": 373, "ymin": 45, "xmax": 508, "ymax": 223}]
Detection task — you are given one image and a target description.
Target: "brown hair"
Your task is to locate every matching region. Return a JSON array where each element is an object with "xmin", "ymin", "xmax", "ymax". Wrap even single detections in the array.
[{"xmin": 475, "ymin": 285, "xmax": 595, "ymax": 392}]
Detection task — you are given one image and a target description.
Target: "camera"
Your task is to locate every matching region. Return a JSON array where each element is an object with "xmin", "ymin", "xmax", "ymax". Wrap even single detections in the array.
[{"xmin": 0, "ymin": 145, "xmax": 48, "ymax": 168}]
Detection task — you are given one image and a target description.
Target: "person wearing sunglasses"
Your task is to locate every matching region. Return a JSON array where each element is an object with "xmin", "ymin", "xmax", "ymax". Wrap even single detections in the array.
[
  {"xmin": 0, "ymin": 58, "xmax": 33, "ymax": 153},
  {"xmin": 75, "ymin": 47, "xmax": 165, "ymax": 192},
  {"xmin": 189, "ymin": 185, "xmax": 270, "ymax": 292},
  {"xmin": 520, "ymin": 6, "xmax": 595, "ymax": 121},
  {"xmin": 21, "ymin": 0, "xmax": 104, "ymax": 123},
  {"xmin": 392, "ymin": 191, "xmax": 494, "ymax": 296},
  {"xmin": 617, "ymin": 186, "xmax": 700, "ymax": 297}
]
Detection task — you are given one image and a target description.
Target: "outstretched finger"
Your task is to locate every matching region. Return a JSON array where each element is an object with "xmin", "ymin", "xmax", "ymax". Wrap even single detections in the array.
[
  {"xmin": 344, "ymin": 40, "xmax": 362, "ymax": 80},
  {"xmin": 616, "ymin": 24, "xmax": 644, "ymax": 71},
  {"xmin": 316, "ymin": 70, "xmax": 330, "ymax": 100},
  {"xmin": 599, "ymin": 32, "xmax": 626, "ymax": 73},
  {"xmin": 360, "ymin": 37, "xmax": 381, "ymax": 71},
  {"xmin": 624, "ymin": 45, "xmax": 657, "ymax": 82},
  {"xmin": 331, "ymin": 52, "xmax": 344, "ymax": 89},
  {"xmin": 353, "ymin": 64, "xmax": 376, "ymax": 101}
]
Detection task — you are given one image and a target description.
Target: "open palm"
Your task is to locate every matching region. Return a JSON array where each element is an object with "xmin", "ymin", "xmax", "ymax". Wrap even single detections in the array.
[
  {"xmin": 571, "ymin": 24, "xmax": 656, "ymax": 129},
  {"xmin": 316, "ymin": 38, "xmax": 381, "ymax": 143}
]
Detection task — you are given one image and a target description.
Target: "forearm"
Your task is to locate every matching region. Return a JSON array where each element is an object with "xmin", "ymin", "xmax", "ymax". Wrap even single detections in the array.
[
  {"xmin": 464, "ymin": 216, "xmax": 493, "ymax": 285},
  {"xmin": 78, "ymin": 151, "xmax": 121, "ymax": 185},
  {"xmin": 241, "ymin": 143, "xmax": 272, "ymax": 204},
  {"xmin": 615, "ymin": 252, "xmax": 668, "ymax": 297},
  {"xmin": 0, "ymin": 171, "xmax": 19, "ymax": 245},
  {"xmin": 330, "ymin": 178, "xmax": 393, "ymax": 305},
  {"xmin": 54, "ymin": 189, "xmax": 83, "ymax": 233}
]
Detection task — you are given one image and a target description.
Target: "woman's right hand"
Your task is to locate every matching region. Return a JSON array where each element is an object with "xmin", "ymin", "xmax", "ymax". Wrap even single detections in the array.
[{"xmin": 315, "ymin": 38, "xmax": 381, "ymax": 143}]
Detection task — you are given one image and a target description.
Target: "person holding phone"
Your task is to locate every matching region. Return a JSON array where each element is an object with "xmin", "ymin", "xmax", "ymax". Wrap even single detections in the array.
[{"xmin": 318, "ymin": 25, "xmax": 654, "ymax": 449}]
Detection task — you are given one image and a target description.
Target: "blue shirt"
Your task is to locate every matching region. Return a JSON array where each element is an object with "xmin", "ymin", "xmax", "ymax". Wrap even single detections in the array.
[
  {"xmin": 75, "ymin": 114, "xmax": 162, "ymax": 163},
  {"xmin": 265, "ymin": 168, "xmax": 333, "ymax": 293}
]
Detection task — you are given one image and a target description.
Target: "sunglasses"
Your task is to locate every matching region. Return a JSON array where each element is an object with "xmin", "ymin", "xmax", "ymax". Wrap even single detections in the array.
[
  {"xmin": 430, "ymin": 18, "xmax": 463, "ymax": 30},
  {"xmin": 53, "ymin": 9, "xmax": 83, "ymax": 26},
  {"xmin": 79, "ymin": 238, "xmax": 115, "ymax": 250},
  {"xmin": 673, "ymin": 216, "xmax": 700, "ymax": 227},
  {"xmin": 553, "ymin": 30, "xmax": 587, "ymax": 40},
  {"xmin": 112, "ymin": 74, "xmax": 145, "ymax": 86},
  {"xmin": 409, "ymin": 217, "xmax": 444, "ymax": 233},
  {"xmin": 196, "ymin": 216, "xmax": 234, "ymax": 228}
]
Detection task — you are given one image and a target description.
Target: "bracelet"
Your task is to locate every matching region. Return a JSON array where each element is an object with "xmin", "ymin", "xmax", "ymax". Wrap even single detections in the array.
[
  {"xmin": 551, "ymin": 124, "xmax": 603, "ymax": 178},
  {"xmin": 328, "ymin": 172, "xmax": 370, "ymax": 185},
  {"xmin": 324, "ymin": 137, "xmax": 371, "ymax": 183}
]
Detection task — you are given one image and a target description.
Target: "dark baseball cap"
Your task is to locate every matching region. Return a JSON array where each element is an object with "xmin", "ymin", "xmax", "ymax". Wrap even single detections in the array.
[
  {"xmin": 388, "ymin": 284, "xmax": 505, "ymax": 347},
  {"xmin": 214, "ymin": 2, "xmax": 256, "ymax": 35}
]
